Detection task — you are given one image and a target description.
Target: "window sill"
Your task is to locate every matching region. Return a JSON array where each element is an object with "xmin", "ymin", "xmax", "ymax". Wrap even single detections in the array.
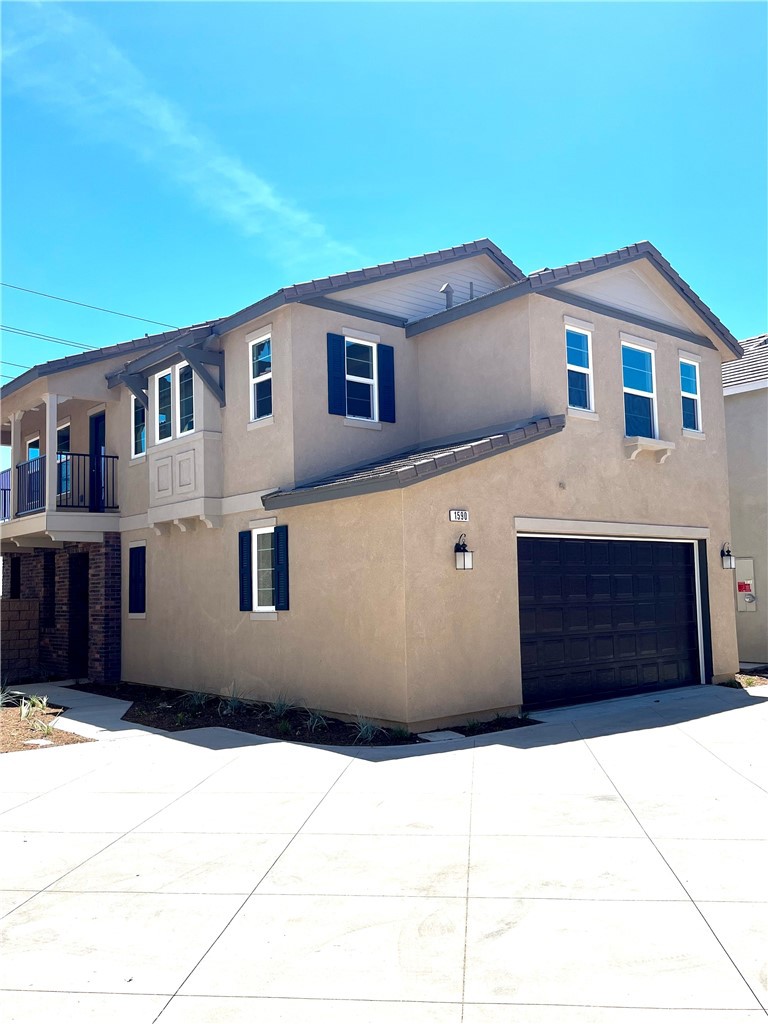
[
  {"xmin": 567, "ymin": 407, "xmax": 599, "ymax": 421},
  {"xmin": 682, "ymin": 428, "xmax": 706, "ymax": 440},
  {"xmin": 624, "ymin": 436, "xmax": 676, "ymax": 464},
  {"xmin": 248, "ymin": 415, "xmax": 275, "ymax": 431},
  {"xmin": 129, "ymin": 455, "xmax": 147, "ymax": 464},
  {"xmin": 344, "ymin": 418, "xmax": 382, "ymax": 431},
  {"xmin": 250, "ymin": 611, "xmax": 278, "ymax": 621},
  {"xmin": 128, "ymin": 613, "xmax": 146, "ymax": 620}
]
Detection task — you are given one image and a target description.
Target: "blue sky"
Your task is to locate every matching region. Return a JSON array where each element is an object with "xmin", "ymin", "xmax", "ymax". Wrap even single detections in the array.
[{"xmin": 2, "ymin": 1, "xmax": 766, "ymax": 388}]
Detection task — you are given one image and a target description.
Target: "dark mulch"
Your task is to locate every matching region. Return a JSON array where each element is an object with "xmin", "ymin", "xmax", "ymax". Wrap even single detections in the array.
[{"xmin": 68, "ymin": 681, "xmax": 537, "ymax": 746}]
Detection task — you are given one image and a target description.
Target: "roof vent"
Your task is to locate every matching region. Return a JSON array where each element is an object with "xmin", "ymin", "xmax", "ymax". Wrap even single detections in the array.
[
  {"xmin": 469, "ymin": 282, "xmax": 474, "ymax": 301},
  {"xmin": 439, "ymin": 282, "xmax": 454, "ymax": 309}
]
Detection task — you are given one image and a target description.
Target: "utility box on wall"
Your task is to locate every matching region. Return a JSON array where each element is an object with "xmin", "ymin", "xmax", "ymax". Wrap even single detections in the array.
[{"xmin": 735, "ymin": 557, "xmax": 757, "ymax": 614}]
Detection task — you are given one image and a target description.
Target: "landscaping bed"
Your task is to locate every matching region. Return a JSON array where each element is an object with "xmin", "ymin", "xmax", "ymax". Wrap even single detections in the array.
[
  {"xmin": 69, "ymin": 681, "xmax": 537, "ymax": 746},
  {"xmin": 0, "ymin": 695, "xmax": 93, "ymax": 754}
]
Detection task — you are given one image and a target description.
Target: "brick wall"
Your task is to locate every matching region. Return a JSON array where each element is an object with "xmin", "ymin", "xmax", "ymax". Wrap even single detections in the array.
[
  {"xmin": 0, "ymin": 535, "xmax": 121, "ymax": 684},
  {"xmin": 0, "ymin": 599, "xmax": 40, "ymax": 682}
]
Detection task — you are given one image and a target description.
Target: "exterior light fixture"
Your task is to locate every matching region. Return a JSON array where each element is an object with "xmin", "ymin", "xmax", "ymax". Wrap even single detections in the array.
[
  {"xmin": 454, "ymin": 533, "xmax": 474, "ymax": 570},
  {"xmin": 721, "ymin": 543, "xmax": 736, "ymax": 570}
]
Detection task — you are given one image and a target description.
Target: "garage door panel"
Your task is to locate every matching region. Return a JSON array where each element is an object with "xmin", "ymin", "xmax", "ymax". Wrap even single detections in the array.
[{"xmin": 519, "ymin": 537, "xmax": 700, "ymax": 708}]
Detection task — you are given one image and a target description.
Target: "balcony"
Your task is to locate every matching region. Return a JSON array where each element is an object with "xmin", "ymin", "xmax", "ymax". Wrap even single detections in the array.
[{"xmin": 1, "ymin": 454, "xmax": 118, "ymax": 524}]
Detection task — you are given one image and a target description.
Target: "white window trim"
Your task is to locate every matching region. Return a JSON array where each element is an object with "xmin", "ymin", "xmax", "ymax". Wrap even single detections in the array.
[
  {"xmin": 155, "ymin": 368, "xmax": 174, "ymax": 445},
  {"xmin": 249, "ymin": 333, "xmax": 273, "ymax": 422},
  {"xmin": 130, "ymin": 395, "xmax": 147, "ymax": 459},
  {"xmin": 345, "ymin": 336, "xmax": 378, "ymax": 422},
  {"xmin": 175, "ymin": 362, "xmax": 195, "ymax": 437},
  {"xmin": 565, "ymin": 326, "xmax": 594, "ymax": 413},
  {"xmin": 622, "ymin": 341, "xmax": 658, "ymax": 439},
  {"xmin": 680, "ymin": 358, "xmax": 703, "ymax": 433},
  {"xmin": 252, "ymin": 525, "xmax": 276, "ymax": 612},
  {"xmin": 25, "ymin": 435, "xmax": 40, "ymax": 460}
]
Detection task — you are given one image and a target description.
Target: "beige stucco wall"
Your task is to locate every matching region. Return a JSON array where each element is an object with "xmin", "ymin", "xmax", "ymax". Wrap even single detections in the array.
[
  {"xmin": 725, "ymin": 388, "xmax": 768, "ymax": 662},
  {"xmin": 289, "ymin": 304, "xmax": 416, "ymax": 483},
  {"xmin": 415, "ymin": 299, "xmax": 532, "ymax": 440},
  {"xmin": 121, "ymin": 488, "xmax": 409, "ymax": 722}
]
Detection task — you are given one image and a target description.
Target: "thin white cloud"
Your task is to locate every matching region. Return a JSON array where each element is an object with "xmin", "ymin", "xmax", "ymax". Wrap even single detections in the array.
[{"xmin": 2, "ymin": 3, "xmax": 358, "ymax": 271}]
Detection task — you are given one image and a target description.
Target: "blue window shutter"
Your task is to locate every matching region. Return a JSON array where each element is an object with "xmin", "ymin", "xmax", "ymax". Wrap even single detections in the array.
[
  {"xmin": 274, "ymin": 525, "xmax": 289, "ymax": 611},
  {"xmin": 128, "ymin": 547, "xmax": 146, "ymax": 614},
  {"xmin": 238, "ymin": 531, "xmax": 252, "ymax": 611},
  {"xmin": 377, "ymin": 344, "xmax": 396, "ymax": 423},
  {"xmin": 327, "ymin": 333, "xmax": 346, "ymax": 415}
]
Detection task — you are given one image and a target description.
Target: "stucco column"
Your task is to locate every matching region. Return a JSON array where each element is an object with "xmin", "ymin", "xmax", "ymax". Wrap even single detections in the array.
[
  {"xmin": 43, "ymin": 394, "xmax": 58, "ymax": 512},
  {"xmin": 10, "ymin": 411, "xmax": 23, "ymax": 517}
]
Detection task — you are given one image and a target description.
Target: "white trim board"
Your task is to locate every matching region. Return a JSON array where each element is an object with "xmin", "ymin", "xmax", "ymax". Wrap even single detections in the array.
[
  {"xmin": 514, "ymin": 517, "xmax": 710, "ymax": 540},
  {"xmin": 723, "ymin": 380, "xmax": 768, "ymax": 396}
]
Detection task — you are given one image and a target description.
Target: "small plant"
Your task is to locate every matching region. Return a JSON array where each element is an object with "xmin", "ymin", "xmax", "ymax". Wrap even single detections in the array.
[
  {"xmin": 304, "ymin": 708, "xmax": 328, "ymax": 734},
  {"xmin": 276, "ymin": 718, "xmax": 292, "ymax": 737},
  {"xmin": 179, "ymin": 690, "xmax": 214, "ymax": 710},
  {"xmin": 0, "ymin": 683, "xmax": 23, "ymax": 708},
  {"xmin": 218, "ymin": 684, "xmax": 248, "ymax": 717},
  {"xmin": 175, "ymin": 711, "xmax": 187, "ymax": 727},
  {"xmin": 463, "ymin": 718, "xmax": 483, "ymax": 735},
  {"xmin": 389, "ymin": 726, "xmax": 411, "ymax": 740},
  {"xmin": 32, "ymin": 719, "xmax": 55, "ymax": 737},
  {"xmin": 349, "ymin": 715, "xmax": 385, "ymax": 744},
  {"xmin": 266, "ymin": 693, "xmax": 299, "ymax": 719}
]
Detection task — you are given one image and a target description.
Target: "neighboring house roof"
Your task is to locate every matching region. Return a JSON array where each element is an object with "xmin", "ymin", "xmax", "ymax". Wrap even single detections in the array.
[
  {"xmin": 406, "ymin": 241, "xmax": 743, "ymax": 358},
  {"xmin": 722, "ymin": 334, "xmax": 768, "ymax": 390},
  {"xmin": 263, "ymin": 414, "xmax": 566, "ymax": 509}
]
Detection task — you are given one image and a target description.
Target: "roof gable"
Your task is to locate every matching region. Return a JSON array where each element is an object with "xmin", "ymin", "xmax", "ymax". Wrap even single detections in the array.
[{"xmin": 723, "ymin": 335, "xmax": 768, "ymax": 389}]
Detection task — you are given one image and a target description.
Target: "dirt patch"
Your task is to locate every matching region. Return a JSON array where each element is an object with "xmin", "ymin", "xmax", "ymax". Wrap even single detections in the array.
[
  {"xmin": 720, "ymin": 672, "xmax": 768, "ymax": 690},
  {"xmin": 68, "ymin": 681, "xmax": 537, "ymax": 746},
  {"xmin": 0, "ymin": 703, "xmax": 93, "ymax": 754}
]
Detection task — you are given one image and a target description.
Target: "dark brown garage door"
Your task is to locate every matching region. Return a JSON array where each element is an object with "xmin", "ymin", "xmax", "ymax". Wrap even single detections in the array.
[{"xmin": 518, "ymin": 537, "xmax": 701, "ymax": 708}]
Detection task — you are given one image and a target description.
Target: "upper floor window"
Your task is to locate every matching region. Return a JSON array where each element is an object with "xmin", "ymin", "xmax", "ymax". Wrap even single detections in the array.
[
  {"xmin": 345, "ymin": 339, "xmax": 378, "ymax": 420},
  {"xmin": 26, "ymin": 437, "xmax": 40, "ymax": 461},
  {"xmin": 622, "ymin": 343, "xmax": 657, "ymax": 439},
  {"xmin": 131, "ymin": 395, "xmax": 146, "ymax": 458},
  {"xmin": 565, "ymin": 328, "xmax": 593, "ymax": 411},
  {"xmin": 250, "ymin": 335, "xmax": 272, "ymax": 420},
  {"xmin": 156, "ymin": 369, "xmax": 173, "ymax": 442},
  {"xmin": 176, "ymin": 363, "xmax": 195, "ymax": 435},
  {"xmin": 680, "ymin": 359, "xmax": 701, "ymax": 431},
  {"xmin": 326, "ymin": 333, "xmax": 396, "ymax": 423}
]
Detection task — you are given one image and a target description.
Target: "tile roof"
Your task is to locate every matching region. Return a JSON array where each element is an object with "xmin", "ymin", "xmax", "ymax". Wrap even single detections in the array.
[
  {"xmin": 263, "ymin": 414, "xmax": 566, "ymax": 509},
  {"xmin": 722, "ymin": 334, "xmax": 768, "ymax": 389},
  {"xmin": 406, "ymin": 241, "xmax": 742, "ymax": 357}
]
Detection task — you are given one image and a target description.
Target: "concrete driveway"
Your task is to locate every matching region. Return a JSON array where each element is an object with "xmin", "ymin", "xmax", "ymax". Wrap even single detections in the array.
[{"xmin": 2, "ymin": 682, "xmax": 768, "ymax": 1023}]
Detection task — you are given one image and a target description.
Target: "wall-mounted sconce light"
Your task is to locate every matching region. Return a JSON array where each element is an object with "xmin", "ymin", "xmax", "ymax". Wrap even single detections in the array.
[
  {"xmin": 454, "ymin": 533, "xmax": 474, "ymax": 570},
  {"xmin": 721, "ymin": 543, "xmax": 736, "ymax": 570}
]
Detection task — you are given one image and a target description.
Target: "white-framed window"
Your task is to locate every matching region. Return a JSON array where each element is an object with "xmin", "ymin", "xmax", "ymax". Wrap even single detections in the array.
[
  {"xmin": 249, "ymin": 334, "xmax": 272, "ymax": 421},
  {"xmin": 26, "ymin": 436, "xmax": 40, "ymax": 460},
  {"xmin": 565, "ymin": 327, "xmax": 593, "ymax": 411},
  {"xmin": 622, "ymin": 342, "xmax": 657, "ymax": 439},
  {"xmin": 128, "ymin": 541, "xmax": 147, "ymax": 617},
  {"xmin": 680, "ymin": 358, "xmax": 702, "ymax": 432},
  {"xmin": 131, "ymin": 395, "xmax": 146, "ymax": 458},
  {"xmin": 176, "ymin": 362, "xmax": 195, "ymax": 435},
  {"xmin": 252, "ymin": 526, "xmax": 276, "ymax": 611},
  {"xmin": 56, "ymin": 423, "xmax": 71, "ymax": 497},
  {"xmin": 156, "ymin": 369, "xmax": 173, "ymax": 443},
  {"xmin": 345, "ymin": 337, "xmax": 378, "ymax": 421}
]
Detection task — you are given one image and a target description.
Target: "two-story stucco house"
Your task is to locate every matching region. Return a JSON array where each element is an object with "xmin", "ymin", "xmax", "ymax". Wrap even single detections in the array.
[
  {"xmin": 723, "ymin": 334, "xmax": 768, "ymax": 665},
  {"xmin": 0, "ymin": 239, "xmax": 743, "ymax": 728}
]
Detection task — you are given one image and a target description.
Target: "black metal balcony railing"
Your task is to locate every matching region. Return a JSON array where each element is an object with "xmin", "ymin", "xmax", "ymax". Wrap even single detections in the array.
[
  {"xmin": 8, "ymin": 454, "xmax": 118, "ymax": 519},
  {"xmin": 0, "ymin": 468, "xmax": 10, "ymax": 522}
]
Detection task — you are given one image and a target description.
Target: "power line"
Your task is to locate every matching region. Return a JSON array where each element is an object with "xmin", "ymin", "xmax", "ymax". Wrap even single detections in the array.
[
  {"xmin": 0, "ymin": 360, "xmax": 32, "ymax": 370},
  {"xmin": 1, "ymin": 282, "xmax": 179, "ymax": 329},
  {"xmin": 1, "ymin": 325, "xmax": 98, "ymax": 351}
]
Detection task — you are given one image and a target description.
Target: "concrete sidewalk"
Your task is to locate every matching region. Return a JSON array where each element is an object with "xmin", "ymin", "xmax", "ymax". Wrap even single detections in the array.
[{"xmin": 2, "ymin": 682, "xmax": 768, "ymax": 1023}]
